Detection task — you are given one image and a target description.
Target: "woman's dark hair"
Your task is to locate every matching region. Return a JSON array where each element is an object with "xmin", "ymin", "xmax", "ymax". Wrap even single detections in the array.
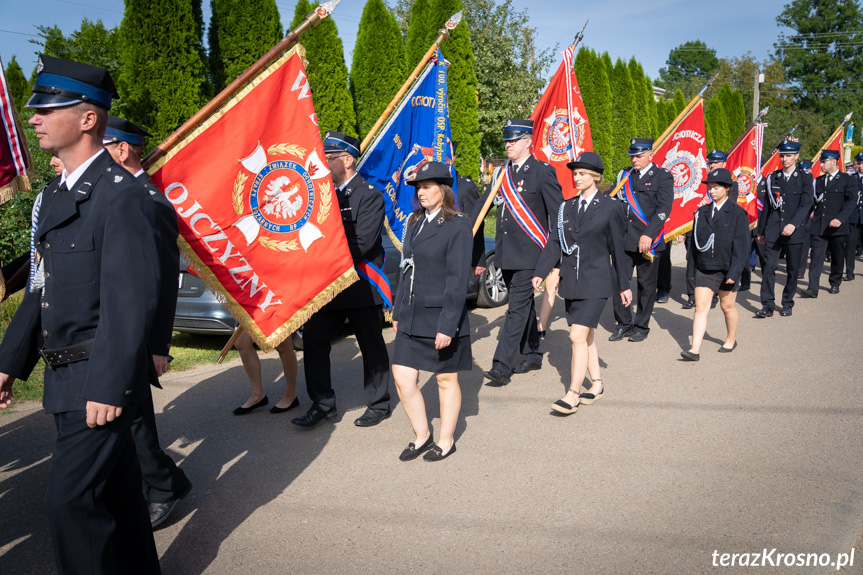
[{"xmin": 407, "ymin": 183, "xmax": 462, "ymax": 226}]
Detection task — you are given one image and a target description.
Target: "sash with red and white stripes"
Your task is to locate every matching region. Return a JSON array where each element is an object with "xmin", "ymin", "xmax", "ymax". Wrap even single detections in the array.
[{"xmin": 500, "ymin": 164, "xmax": 548, "ymax": 249}]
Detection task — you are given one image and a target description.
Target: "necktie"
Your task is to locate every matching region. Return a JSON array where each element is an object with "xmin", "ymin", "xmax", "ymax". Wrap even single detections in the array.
[
  {"xmin": 55, "ymin": 181, "xmax": 68, "ymax": 197},
  {"xmin": 577, "ymin": 200, "xmax": 587, "ymax": 225}
]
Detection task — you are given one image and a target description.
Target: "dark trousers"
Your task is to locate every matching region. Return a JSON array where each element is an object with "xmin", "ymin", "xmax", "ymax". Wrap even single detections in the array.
[
  {"xmin": 846, "ymin": 223, "xmax": 859, "ymax": 276},
  {"xmin": 131, "ymin": 391, "xmax": 192, "ymax": 504},
  {"xmin": 760, "ymin": 241, "xmax": 803, "ymax": 309},
  {"xmin": 657, "ymin": 243, "xmax": 672, "ymax": 293},
  {"xmin": 492, "ymin": 269, "xmax": 541, "ymax": 375},
  {"xmin": 611, "ymin": 249, "xmax": 660, "ymax": 334},
  {"xmin": 808, "ymin": 234, "xmax": 846, "ymax": 292},
  {"xmin": 302, "ymin": 305, "xmax": 390, "ymax": 413},
  {"xmin": 47, "ymin": 407, "xmax": 160, "ymax": 575}
]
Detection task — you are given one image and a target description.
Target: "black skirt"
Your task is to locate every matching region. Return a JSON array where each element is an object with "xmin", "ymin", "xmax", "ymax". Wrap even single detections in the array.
[
  {"xmin": 392, "ymin": 332, "xmax": 472, "ymax": 373},
  {"xmin": 694, "ymin": 269, "xmax": 739, "ymax": 293},
  {"xmin": 564, "ymin": 297, "xmax": 607, "ymax": 328}
]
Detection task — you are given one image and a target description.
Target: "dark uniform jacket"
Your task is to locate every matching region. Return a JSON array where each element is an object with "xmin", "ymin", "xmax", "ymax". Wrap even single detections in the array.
[
  {"xmin": 392, "ymin": 213, "xmax": 472, "ymax": 339},
  {"xmin": 325, "ymin": 173, "xmax": 386, "ymax": 310},
  {"xmin": 0, "ymin": 151, "xmax": 161, "ymax": 413},
  {"xmin": 614, "ymin": 163, "xmax": 675, "ymax": 253},
  {"xmin": 691, "ymin": 200, "xmax": 750, "ymax": 282},
  {"xmin": 756, "ymin": 167, "xmax": 815, "ymax": 244},
  {"xmin": 534, "ymin": 192, "xmax": 629, "ymax": 300},
  {"xmin": 811, "ymin": 171, "xmax": 857, "ymax": 236},
  {"xmin": 137, "ymin": 171, "xmax": 179, "ymax": 359},
  {"xmin": 849, "ymin": 173, "xmax": 863, "ymax": 225},
  {"xmin": 455, "ymin": 173, "xmax": 486, "ymax": 268},
  {"xmin": 473, "ymin": 155, "xmax": 563, "ymax": 271}
]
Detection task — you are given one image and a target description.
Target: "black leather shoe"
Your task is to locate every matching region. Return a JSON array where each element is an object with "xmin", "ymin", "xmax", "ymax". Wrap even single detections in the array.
[
  {"xmin": 270, "ymin": 397, "xmax": 300, "ymax": 414},
  {"xmin": 754, "ymin": 307, "xmax": 774, "ymax": 318},
  {"xmin": 738, "ymin": 284, "xmax": 750, "ymax": 292},
  {"xmin": 399, "ymin": 435, "xmax": 434, "ymax": 461},
  {"xmin": 149, "ymin": 481, "xmax": 191, "ymax": 529},
  {"xmin": 845, "ymin": 274, "xmax": 855, "ymax": 281},
  {"xmin": 232, "ymin": 395, "xmax": 268, "ymax": 415},
  {"xmin": 423, "ymin": 442, "xmax": 456, "ymax": 461},
  {"xmin": 800, "ymin": 288, "xmax": 818, "ymax": 298},
  {"xmin": 513, "ymin": 360, "xmax": 542, "ymax": 374},
  {"xmin": 354, "ymin": 408, "xmax": 391, "ymax": 427},
  {"xmin": 779, "ymin": 305, "xmax": 793, "ymax": 317},
  {"xmin": 680, "ymin": 350, "xmax": 700, "ymax": 362},
  {"xmin": 628, "ymin": 331, "xmax": 648, "ymax": 343},
  {"xmin": 828, "ymin": 286, "xmax": 840, "ymax": 294},
  {"xmin": 291, "ymin": 407, "xmax": 337, "ymax": 428},
  {"xmin": 538, "ymin": 330, "xmax": 547, "ymax": 338},
  {"xmin": 681, "ymin": 298, "xmax": 695, "ymax": 309},
  {"xmin": 483, "ymin": 368, "xmax": 511, "ymax": 385},
  {"xmin": 608, "ymin": 327, "xmax": 634, "ymax": 341}
]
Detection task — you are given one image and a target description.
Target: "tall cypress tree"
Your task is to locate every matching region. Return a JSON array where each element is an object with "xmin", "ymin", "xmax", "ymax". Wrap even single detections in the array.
[
  {"xmin": 405, "ymin": 0, "xmax": 435, "ymax": 70},
  {"xmin": 705, "ymin": 97, "xmax": 731, "ymax": 152},
  {"xmin": 643, "ymin": 75, "xmax": 659, "ymax": 138},
  {"xmin": 209, "ymin": 0, "xmax": 281, "ymax": 93},
  {"xmin": 610, "ymin": 57, "xmax": 637, "ymax": 177},
  {"xmin": 350, "ymin": 0, "xmax": 408, "ymax": 139},
  {"xmin": 717, "ymin": 83, "xmax": 746, "ymax": 141},
  {"xmin": 291, "ymin": 0, "xmax": 358, "ymax": 139},
  {"xmin": 119, "ymin": 0, "xmax": 210, "ymax": 144},
  {"xmin": 628, "ymin": 57, "xmax": 652, "ymax": 140},
  {"xmin": 575, "ymin": 47, "xmax": 613, "ymax": 181},
  {"xmin": 431, "ymin": 0, "xmax": 480, "ymax": 181},
  {"xmin": 673, "ymin": 88, "xmax": 686, "ymax": 116},
  {"xmin": 3, "ymin": 56, "xmax": 29, "ymax": 112}
]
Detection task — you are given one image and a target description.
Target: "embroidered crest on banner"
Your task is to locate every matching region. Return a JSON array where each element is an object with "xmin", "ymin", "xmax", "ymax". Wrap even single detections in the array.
[
  {"xmin": 663, "ymin": 142, "xmax": 707, "ymax": 206},
  {"xmin": 540, "ymin": 107, "xmax": 587, "ymax": 162}
]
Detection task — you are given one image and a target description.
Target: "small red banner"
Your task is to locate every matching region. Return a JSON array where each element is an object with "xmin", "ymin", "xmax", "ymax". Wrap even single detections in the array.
[
  {"xmin": 0, "ymin": 55, "xmax": 31, "ymax": 205},
  {"xmin": 809, "ymin": 129, "xmax": 845, "ymax": 178},
  {"xmin": 725, "ymin": 122, "xmax": 764, "ymax": 226},
  {"xmin": 530, "ymin": 46, "xmax": 592, "ymax": 200},
  {"xmin": 149, "ymin": 46, "xmax": 357, "ymax": 349}
]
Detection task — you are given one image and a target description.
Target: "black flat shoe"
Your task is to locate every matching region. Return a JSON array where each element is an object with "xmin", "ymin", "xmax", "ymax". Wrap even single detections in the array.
[
  {"xmin": 291, "ymin": 407, "xmax": 337, "ymax": 428},
  {"xmin": 354, "ymin": 408, "xmax": 391, "ymax": 427},
  {"xmin": 423, "ymin": 442, "xmax": 456, "ymax": 461},
  {"xmin": 513, "ymin": 360, "xmax": 542, "ymax": 374},
  {"xmin": 538, "ymin": 330, "xmax": 547, "ymax": 338},
  {"xmin": 628, "ymin": 331, "xmax": 648, "ymax": 343},
  {"xmin": 828, "ymin": 286, "xmax": 840, "ymax": 294},
  {"xmin": 681, "ymin": 298, "xmax": 695, "ymax": 309},
  {"xmin": 718, "ymin": 341, "xmax": 737, "ymax": 353},
  {"xmin": 233, "ymin": 395, "xmax": 268, "ymax": 415},
  {"xmin": 483, "ymin": 368, "xmax": 511, "ymax": 385},
  {"xmin": 608, "ymin": 327, "xmax": 634, "ymax": 341},
  {"xmin": 845, "ymin": 274, "xmax": 855, "ymax": 281},
  {"xmin": 779, "ymin": 306, "xmax": 792, "ymax": 317},
  {"xmin": 754, "ymin": 307, "xmax": 773, "ymax": 318},
  {"xmin": 399, "ymin": 435, "xmax": 434, "ymax": 461},
  {"xmin": 270, "ymin": 397, "xmax": 300, "ymax": 414},
  {"xmin": 680, "ymin": 350, "xmax": 700, "ymax": 361},
  {"xmin": 800, "ymin": 288, "xmax": 818, "ymax": 298}
]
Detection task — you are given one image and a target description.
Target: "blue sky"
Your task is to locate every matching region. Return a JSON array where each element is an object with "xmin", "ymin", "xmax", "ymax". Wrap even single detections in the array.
[{"xmin": 0, "ymin": 0, "xmax": 790, "ymax": 80}]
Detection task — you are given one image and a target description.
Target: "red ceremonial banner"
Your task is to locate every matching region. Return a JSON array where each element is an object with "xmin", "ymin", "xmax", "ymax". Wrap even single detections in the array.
[
  {"xmin": 149, "ymin": 45, "xmax": 357, "ymax": 349},
  {"xmin": 0, "ymin": 55, "xmax": 32, "ymax": 205},
  {"xmin": 725, "ymin": 122, "xmax": 764, "ymax": 226},
  {"xmin": 530, "ymin": 46, "xmax": 592, "ymax": 200},
  {"xmin": 760, "ymin": 150, "xmax": 782, "ymax": 179},
  {"xmin": 809, "ymin": 129, "xmax": 845, "ymax": 178},
  {"xmin": 654, "ymin": 99, "xmax": 710, "ymax": 240}
]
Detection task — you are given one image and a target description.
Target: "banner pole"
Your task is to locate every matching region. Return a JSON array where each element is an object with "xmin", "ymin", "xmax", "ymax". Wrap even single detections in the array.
[
  {"xmin": 142, "ymin": 0, "xmax": 342, "ymax": 170},
  {"xmin": 359, "ymin": 11, "xmax": 463, "ymax": 153},
  {"xmin": 472, "ymin": 163, "xmax": 509, "ymax": 237},
  {"xmin": 727, "ymin": 107, "xmax": 769, "ymax": 157},
  {"xmin": 811, "ymin": 112, "xmax": 853, "ymax": 166}
]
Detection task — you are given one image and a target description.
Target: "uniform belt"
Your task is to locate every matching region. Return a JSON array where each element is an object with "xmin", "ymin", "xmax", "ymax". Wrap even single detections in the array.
[{"xmin": 40, "ymin": 339, "xmax": 94, "ymax": 370}]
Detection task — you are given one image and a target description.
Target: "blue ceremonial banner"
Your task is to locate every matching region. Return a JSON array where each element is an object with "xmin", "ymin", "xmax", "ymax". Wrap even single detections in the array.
[{"xmin": 357, "ymin": 49, "xmax": 455, "ymax": 249}]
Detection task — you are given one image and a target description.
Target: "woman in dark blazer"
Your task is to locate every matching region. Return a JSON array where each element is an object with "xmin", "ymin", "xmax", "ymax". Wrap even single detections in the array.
[
  {"xmin": 532, "ymin": 152, "xmax": 632, "ymax": 416},
  {"xmin": 392, "ymin": 161, "xmax": 473, "ymax": 461},
  {"xmin": 681, "ymin": 168, "xmax": 750, "ymax": 361}
]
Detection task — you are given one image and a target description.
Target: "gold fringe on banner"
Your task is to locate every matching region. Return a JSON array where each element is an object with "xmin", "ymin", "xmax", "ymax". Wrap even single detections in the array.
[{"xmin": 0, "ymin": 174, "xmax": 30, "ymax": 205}]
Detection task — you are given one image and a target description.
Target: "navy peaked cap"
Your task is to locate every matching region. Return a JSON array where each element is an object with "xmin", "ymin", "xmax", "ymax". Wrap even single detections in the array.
[
  {"xmin": 820, "ymin": 149, "xmax": 841, "ymax": 160},
  {"xmin": 627, "ymin": 138, "xmax": 654, "ymax": 155},
  {"xmin": 566, "ymin": 151, "xmax": 604, "ymax": 174},
  {"xmin": 104, "ymin": 115, "xmax": 151, "ymax": 146},
  {"xmin": 706, "ymin": 149, "xmax": 728, "ymax": 162},
  {"xmin": 408, "ymin": 161, "xmax": 454, "ymax": 187},
  {"xmin": 27, "ymin": 54, "xmax": 118, "ymax": 109},
  {"xmin": 323, "ymin": 131, "xmax": 361, "ymax": 157},
  {"xmin": 778, "ymin": 140, "xmax": 801, "ymax": 153},
  {"xmin": 503, "ymin": 119, "xmax": 533, "ymax": 141}
]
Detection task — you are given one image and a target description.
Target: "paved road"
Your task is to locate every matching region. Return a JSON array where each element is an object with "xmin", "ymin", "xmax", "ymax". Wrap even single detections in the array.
[{"xmin": 2, "ymin": 251, "xmax": 862, "ymax": 574}]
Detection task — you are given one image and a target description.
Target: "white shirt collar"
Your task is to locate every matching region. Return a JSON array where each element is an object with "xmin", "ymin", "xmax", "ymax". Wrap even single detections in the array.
[
  {"xmin": 425, "ymin": 208, "xmax": 441, "ymax": 222},
  {"xmin": 60, "ymin": 148, "xmax": 106, "ymax": 191},
  {"xmin": 134, "ymin": 168, "xmax": 145, "ymax": 178},
  {"xmin": 783, "ymin": 166, "xmax": 796, "ymax": 179},
  {"xmin": 636, "ymin": 163, "xmax": 652, "ymax": 178},
  {"xmin": 713, "ymin": 198, "xmax": 727, "ymax": 213},
  {"xmin": 579, "ymin": 190, "xmax": 598, "ymax": 206},
  {"xmin": 512, "ymin": 156, "xmax": 529, "ymax": 172},
  {"xmin": 338, "ymin": 172, "xmax": 358, "ymax": 192}
]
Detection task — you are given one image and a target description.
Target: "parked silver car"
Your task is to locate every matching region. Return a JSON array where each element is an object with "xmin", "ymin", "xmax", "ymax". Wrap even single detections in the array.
[{"xmin": 173, "ymin": 234, "xmax": 508, "ymax": 336}]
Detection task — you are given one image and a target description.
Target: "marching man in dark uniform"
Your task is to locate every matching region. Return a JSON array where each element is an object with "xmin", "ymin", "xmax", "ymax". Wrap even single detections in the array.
[
  {"xmin": 473, "ymin": 119, "xmax": 563, "ymax": 385},
  {"xmin": 0, "ymin": 56, "xmax": 161, "ymax": 574},
  {"xmin": 755, "ymin": 140, "xmax": 814, "ymax": 317},
  {"xmin": 103, "ymin": 114, "xmax": 193, "ymax": 527},
  {"xmin": 609, "ymin": 138, "xmax": 674, "ymax": 342},
  {"xmin": 844, "ymin": 152, "xmax": 863, "ymax": 280},
  {"xmin": 800, "ymin": 149, "xmax": 857, "ymax": 297},
  {"xmin": 292, "ymin": 131, "xmax": 391, "ymax": 428}
]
